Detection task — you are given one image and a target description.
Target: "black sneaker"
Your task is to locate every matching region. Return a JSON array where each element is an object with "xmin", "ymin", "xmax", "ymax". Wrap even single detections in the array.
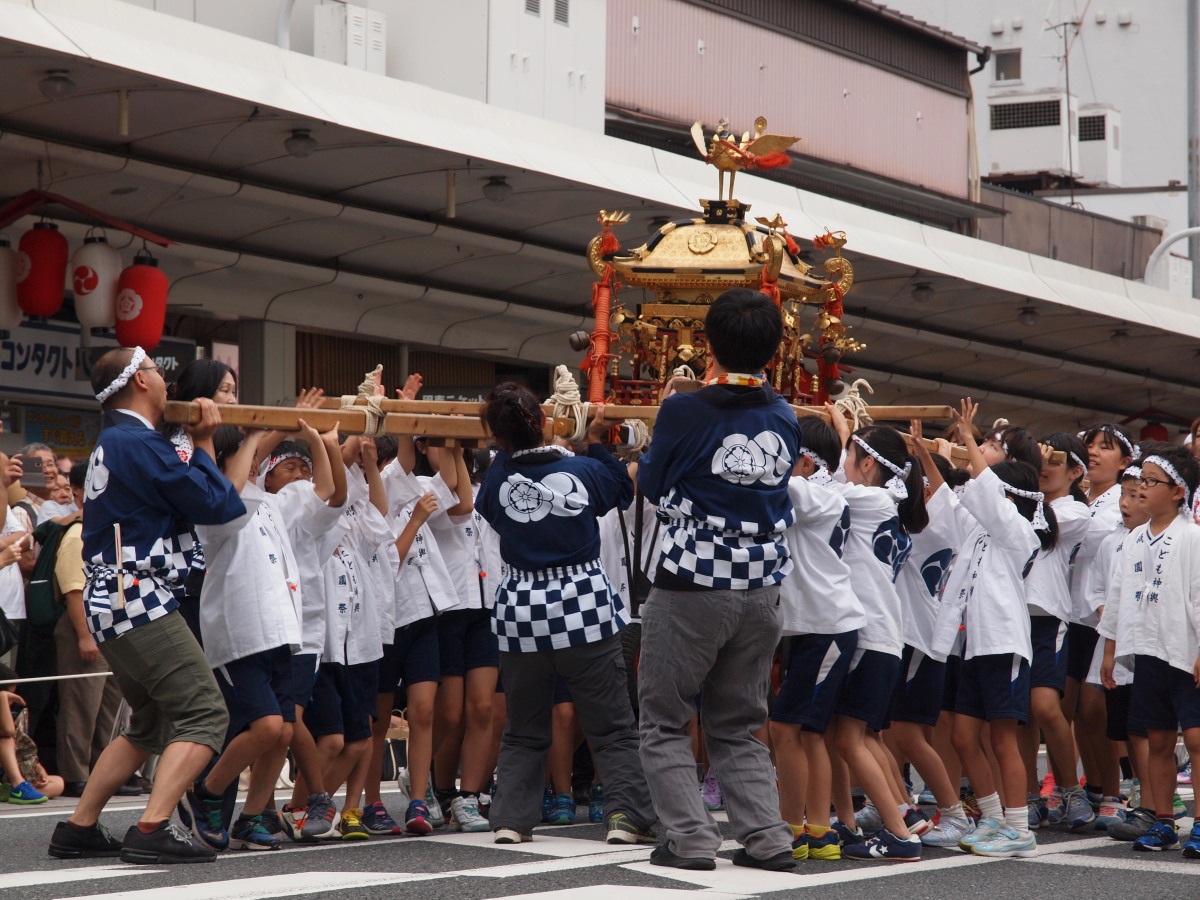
[
  {"xmin": 120, "ymin": 821, "xmax": 218, "ymax": 864},
  {"xmin": 48, "ymin": 821, "xmax": 123, "ymax": 859},
  {"xmin": 730, "ymin": 847, "xmax": 798, "ymax": 872},
  {"xmin": 650, "ymin": 844, "xmax": 716, "ymax": 870}
]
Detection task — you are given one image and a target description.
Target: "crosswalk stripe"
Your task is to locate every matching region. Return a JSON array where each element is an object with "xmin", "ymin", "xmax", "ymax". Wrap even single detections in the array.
[
  {"xmin": 58, "ymin": 871, "xmax": 444, "ymax": 900},
  {"xmin": 4, "ymin": 866, "xmax": 162, "ymax": 890}
]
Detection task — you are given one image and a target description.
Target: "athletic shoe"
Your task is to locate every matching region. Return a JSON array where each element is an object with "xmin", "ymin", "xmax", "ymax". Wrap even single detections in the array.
[
  {"xmin": 337, "ymin": 808, "xmax": 370, "ymax": 841},
  {"xmin": 606, "ymin": 812, "xmax": 656, "ymax": 844},
  {"xmin": 1044, "ymin": 787, "xmax": 1065, "ymax": 825},
  {"xmin": 541, "ymin": 783, "xmax": 555, "ymax": 821},
  {"xmin": 279, "ymin": 804, "xmax": 304, "ymax": 841},
  {"xmin": 228, "ymin": 814, "xmax": 282, "ymax": 851},
  {"xmin": 589, "ymin": 782, "xmax": 604, "ymax": 824},
  {"xmin": 855, "ymin": 801, "xmax": 883, "ymax": 834},
  {"xmin": 544, "ymin": 792, "xmax": 575, "ymax": 826},
  {"xmin": 920, "ymin": 815, "xmax": 972, "ymax": 848},
  {"xmin": 1109, "ymin": 807, "xmax": 1156, "ymax": 842},
  {"xmin": 450, "ymin": 795, "xmax": 490, "ymax": 833},
  {"xmin": 958, "ymin": 817, "xmax": 1003, "ymax": 851},
  {"xmin": 702, "ymin": 768, "xmax": 723, "ymax": 811},
  {"xmin": 8, "ymin": 780, "xmax": 47, "ymax": 804},
  {"xmin": 48, "ymin": 820, "xmax": 123, "ymax": 859},
  {"xmin": 425, "ymin": 781, "xmax": 445, "ymax": 828},
  {"xmin": 1182, "ymin": 823, "xmax": 1200, "ymax": 858},
  {"xmin": 120, "ymin": 821, "xmax": 217, "ymax": 865},
  {"xmin": 730, "ymin": 847, "xmax": 797, "ymax": 871},
  {"xmin": 494, "ymin": 827, "xmax": 532, "ymax": 844},
  {"xmin": 903, "ymin": 807, "xmax": 931, "ymax": 836},
  {"xmin": 1063, "ymin": 786, "xmax": 1096, "ymax": 831},
  {"xmin": 917, "ymin": 787, "xmax": 937, "ymax": 806},
  {"xmin": 478, "ymin": 791, "xmax": 492, "ymax": 819},
  {"xmin": 961, "ymin": 794, "xmax": 982, "ymax": 821},
  {"xmin": 832, "ymin": 820, "xmax": 865, "ymax": 846},
  {"xmin": 971, "ymin": 826, "xmax": 1037, "ymax": 858},
  {"xmin": 302, "ymin": 793, "xmax": 339, "ymax": 841},
  {"xmin": 1094, "ymin": 796, "xmax": 1126, "ymax": 831},
  {"xmin": 807, "ymin": 826, "xmax": 841, "ymax": 860},
  {"xmin": 1132, "ymin": 821, "xmax": 1179, "ymax": 851},
  {"xmin": 1039, "ymin": 772, "xmax": 1057, "ymax": 797},
  {"xmin": 404, "ymin": 799, "xmax": 434, "ymax": 836},
  {"xmin": 791, "ymin": 828, "xmax": 808, "ymax": 860},
  {"xmin": 1175, "ymin": 793, "xmax": 1189, "ymax": 819},
  {"xmin": 1120, "ymin": 777, "xmax": 1134, "ymax": 802},
  {"xmin": 180, "ymin": 782, "xmax": 229, "ymax": 851},
  {"xmin": 1179, "ymin": 760, "xmax": 1193, "ymax": 785},
  {"xmin": 362, "ymin": 800, "xmax": 403, "ymax": 835},
  {"xmin": 649, "ymin": 844, "xmax": 715, "ymax": 870},
  {"xmin": 258, "ymin": 808, "xmax": 285, "ymax": 840},
  {"xmin": 1027, "ymin": 793, "xmax": 1047, "ymax": 830},
  {"xmin": 842, "ymin": 827, "xmax": 921, "ymax": 861}
]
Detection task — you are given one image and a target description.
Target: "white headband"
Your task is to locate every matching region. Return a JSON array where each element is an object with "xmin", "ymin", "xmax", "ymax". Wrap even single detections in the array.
[
  {"xmin": 852, "ymin": 434, "xmax": 911, "ymax": 500},
  {"xmin": 1122, "ymin": 465, "xmax": 1142, "ymax": 481},
  {"xmin": 1069, "ymin": 451, "xmax": 1088, "ymax": 472},
  {"xmin": 95, "ymin": 346, "xmax": 147, "ymax": 403},
  {"xmin": 1093, "ymin": 426, "xmax": 1140, "ymax": 461},
  {"xmin": 1142, "ymin": 455, "xmax": 1193, "ymax": 511},
  {"xmin": 798, "ymin": 446, "xmax": 828, "ymax": 470},
  {"xmin": 999, "ymin": 479, "xmax": 1049, "ymax": 531}
]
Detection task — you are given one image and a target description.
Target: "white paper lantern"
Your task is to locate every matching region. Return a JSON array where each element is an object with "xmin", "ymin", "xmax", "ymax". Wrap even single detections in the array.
[
  {"xmin": 70, "ymin": 235, "xmax": 121, "ymax": 330},
  {"xmin": 0, "ymin": 240, "xmax": 22, "ymax": 334}
]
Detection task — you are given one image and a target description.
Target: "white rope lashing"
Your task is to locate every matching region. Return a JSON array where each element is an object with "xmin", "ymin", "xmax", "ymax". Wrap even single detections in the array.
[
  {"xmin": 549, "ymin": 364, "xmax": 590, "ymax": 445},
  {"xmin": 834, "ymin": 378, "xmax": 874, "ymax": 431},
  {"xmin": 340, "ymin": 364, "xmax": 386, "ymax": 437}
]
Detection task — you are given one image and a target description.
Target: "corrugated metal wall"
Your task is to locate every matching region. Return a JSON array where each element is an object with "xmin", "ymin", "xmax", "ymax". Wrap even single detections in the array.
[{"xmin": 607, "ymin": 0, "xmax": 969, "ymax": 198}]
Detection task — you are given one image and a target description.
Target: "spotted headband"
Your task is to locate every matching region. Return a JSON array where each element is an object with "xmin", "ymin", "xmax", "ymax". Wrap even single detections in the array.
[
  {"xmin": 1142, "ymin": 454, "xmax": 1193, "ymax": 511},
  {"xmin": 852, "ymin": 434, "xmax": 911, "ymax": 500},
  {"xmin": 95, "ymin": 347, "xmax": 147, "ymax": 403},
  {"xmin": 999, "ymin": 479, "xmax": 1048, "ymax": 531}
]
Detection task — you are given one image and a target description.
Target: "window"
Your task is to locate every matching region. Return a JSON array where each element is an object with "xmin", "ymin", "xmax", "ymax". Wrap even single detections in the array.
[
  {"xmin": 990, "ymin": 100, "xmax": 1061, "ymax": 130},
  {"xmin": 1079, "ymin": 115, "xmax": 1105, "ymax": 141},
  {"xmin": 554, "ymin": 0, "xmax": 569, "ymax": 25},
  {"xmin": 994, "ymin": 49, "xmax": 1021, "ymax": 82},
  {"xmin": 525, "ymin": 0, "xmax": 540, "ymax": 15}
]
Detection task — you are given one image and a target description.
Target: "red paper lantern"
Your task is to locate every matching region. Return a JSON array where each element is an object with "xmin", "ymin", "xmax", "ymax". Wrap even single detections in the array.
[
  {"xmin": 1140, "ymin": 422, "xmax": 1169, "ymax": 442},
  {"xmin": 15, "ymin": 222, "xmax": 68, "ymax": 317},
  {"xmin": 114, "ymin": 250, "xmax": 168, "ymax": 349},
  {"xmin": 71, "ymin": 235, "xmax": 121, "ymax": 331},
  {"xmin": 0, "ymin": 240, "xmax": 22, "ymax": 334}
]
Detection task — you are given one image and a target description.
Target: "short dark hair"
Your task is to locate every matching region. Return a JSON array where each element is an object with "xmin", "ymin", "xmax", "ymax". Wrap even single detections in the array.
[
  {"xmin": 68, "ymin": 460, "xmax": 88, "ymax": 490},
  {"xmin": 90, "ymin": 348, "xmax": 137, "ymax": 410},
  {"xmin": 704, "ymin": 289, "xmax": 782, "ymax": 373},
  {"xmin": 799, "ymin": 419, "xmax": 841, "ymax": 472}
]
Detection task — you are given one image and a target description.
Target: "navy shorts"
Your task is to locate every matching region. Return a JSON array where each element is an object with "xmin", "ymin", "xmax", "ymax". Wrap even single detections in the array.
[
  {"xmin": 890, "ymin": 645, "xmax": 946, "ymax": 727},
  {"xmin": 1067, "ymin": 623, "xmax": 1099, "ymax": 682},
  {"xmin": 941, "ymin": 653, "xmax": 961, "ymax": 713},
  {"xmin": 1129, "ymin": 654, "xmax": 1200, "ymax": 732},
  {"xmin": 1029, "ymin": 616, "xmax": 1069, "ymax": 694},
  {"xmin": 438, "ymin": 607, "xmax": 500, "ymax": 676},
  {"xmin": 378, "ymin": 618, "xmax": 442, "ymax": 693},
  {"xmin": 305, "ymin": 661, "xmax": 378, "ymax": 742},
  {"xmin": 288, "ymin": 652, "xmax": 319, "ymax": 709},
  {"xmin": 836, "ymin": 648, "xmax": 901, "ymax": 732},
  {"xmin": 214, "ymin": 645, "xmax": 296, "ymax": 737},
  {"xmin": 1105, "ymin": 684, "xmax": 1144, "ymax": 741},
  {"xmin": 771, "ymin": 631, "xmax": 858, "ymax": 734},
  {"xmin": 955, "ymin": 653, "xmax": 1030, "ymax": 723}
]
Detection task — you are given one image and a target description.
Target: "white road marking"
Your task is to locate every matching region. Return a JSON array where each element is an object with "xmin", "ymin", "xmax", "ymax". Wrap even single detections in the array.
[
  {"xmin": 1033, "ymin": 853, "xmax": 1200, "ymax": 874},
  {"xmin": 4, "ymin": 866, "xmax": 162, "ymax": 889},
  {"xmin": 58, "ymin": 871, "xmax": 444, "ymax": 900},
  {"xmin": 491, "ymin": 888, "xmax": 749, "ymax": 900}
]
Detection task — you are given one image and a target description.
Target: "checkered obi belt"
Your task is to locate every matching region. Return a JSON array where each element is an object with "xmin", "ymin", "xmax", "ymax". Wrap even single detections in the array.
[{"xmin": 492, "ymin": 558, "xmax": 626, "ymax": 653}]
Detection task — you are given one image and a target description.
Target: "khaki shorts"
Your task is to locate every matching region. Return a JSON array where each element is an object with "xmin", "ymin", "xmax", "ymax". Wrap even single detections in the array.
[{"xmin": 99, "ymin": 609, "xmax": 228, "ymax": 755}]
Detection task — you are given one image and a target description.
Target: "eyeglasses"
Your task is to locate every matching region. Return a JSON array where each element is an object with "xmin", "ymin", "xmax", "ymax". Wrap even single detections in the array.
[
  {"xmin": 1137, "ymin": 476, "xmax": 1174, "ymax": 489},
  {"xmin": 138, "ymin": 364, "xmax": 166, "ymax": 377}
]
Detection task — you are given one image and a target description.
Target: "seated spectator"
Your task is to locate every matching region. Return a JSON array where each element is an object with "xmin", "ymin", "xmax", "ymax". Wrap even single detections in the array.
[{"xmin": 1, "ymin": 666, "xmax": 64, "ymax": 803}]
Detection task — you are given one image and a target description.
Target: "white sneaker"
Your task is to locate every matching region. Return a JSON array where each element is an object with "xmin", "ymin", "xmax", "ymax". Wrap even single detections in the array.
[
  {"xmin": 425, "ymin": 779, "xmax": 446, "ymax": 828},
  {"xmin": 920, "ymin": 815, "xmax": 972, "ymax": 848},
  {"xmin": 970, "ymin": 826, "xmax": 1037, "ymax": 858},
  {"xmin": 450, "ymin": 794, "xmax": 490, "ymax": 833}
]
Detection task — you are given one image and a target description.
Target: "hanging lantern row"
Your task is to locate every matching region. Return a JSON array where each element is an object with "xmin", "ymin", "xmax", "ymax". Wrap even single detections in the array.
[{"xmin": 0, "ymin": 221, "xmax": 168, "ymax": 349}]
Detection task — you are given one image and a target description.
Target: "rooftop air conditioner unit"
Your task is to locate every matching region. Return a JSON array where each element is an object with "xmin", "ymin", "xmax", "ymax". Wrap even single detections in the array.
[
  {"xmin": 314, "ymin": 0, "xmax": 386, "ymax": 75},
  {"xmin": 987, "ymin": 89, "xmax": 1077, "ymax": 177},
  {"xmin": 1077, "ymin": 103, "xmax": 1122, "ymax": 186}
]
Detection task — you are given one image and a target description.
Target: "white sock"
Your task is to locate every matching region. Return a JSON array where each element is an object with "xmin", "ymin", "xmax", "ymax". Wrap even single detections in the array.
[
  {"xmin": 938, "ymin": 802, "xmax": 966, "ymax": 820},
  {"xmin": 898, "ymin": 802, "xmax": 913, "ymax": 815},
  {"xmin": 1005, "ymin": 806, "xmax": 1032, "ymax": 837},
  {"xmin": 978, "ymin": 791, "xmax": 1004, "ymax": 822}
]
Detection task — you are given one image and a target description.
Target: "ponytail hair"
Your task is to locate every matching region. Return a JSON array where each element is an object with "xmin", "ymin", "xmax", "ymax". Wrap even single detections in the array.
[
  {"xmin": 1040, "ymin": 432, "xmax": 1088, "ymax": 504},
  {"xmin": 992, "ymin": 460, "xmax": 1058, "ymax": 551},
  {"xmin": 480, "ymin": 382, "xmax": 544, "ymax": 452},
  {"xmin": 931, "ymin": 452, "xmax": 969, "ymax": 489},
  {"xmin": 997, "ymin": 426, "xmax": 1043, "ymax": 473},
  {"xmin": 850, "ymin": 425, "xmax": 929, "ymax": 535}
]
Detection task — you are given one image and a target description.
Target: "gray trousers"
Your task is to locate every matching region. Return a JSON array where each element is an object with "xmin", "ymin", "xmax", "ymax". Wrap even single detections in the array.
[
  {"xmin": 490, "ymin": 633, "xmax": 654, "ymax": 836},
  {"xmin": 54, "ymin": 613, "xmax": 123, "ymax": 782},
  {"xmin": 638, "ymin": 584, "xmax": 791, "ymax": 860}
]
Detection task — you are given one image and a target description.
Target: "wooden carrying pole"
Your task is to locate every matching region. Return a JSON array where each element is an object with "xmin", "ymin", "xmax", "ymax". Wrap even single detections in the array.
[{"xmin": 163, "ymin": 401, "xmax": 487, "ymax": 440}]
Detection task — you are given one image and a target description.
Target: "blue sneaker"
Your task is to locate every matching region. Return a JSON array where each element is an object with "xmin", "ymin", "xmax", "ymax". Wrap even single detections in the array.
[
  {"xmin": 957, "ymin": 817, "xmax": 1002, "ymax": 851},
  {"xmin": 1182, "ymin": 823, "xmax": 1200, "ymax": 858},
  {"xmin": 842, "ymin": 827, "xmax": 921, "ymax": 861},
  {"xmin": 1027, "ymin": 793, "xmax": 1047, "ymax": 830},
  {"xmin": 1094, "ymin": 796, "xmax": 1126, "ymax": 831},
  {"xmin": 832, "ymin": 820, "xmax": 865, "ymax": 846},
  {"xmin": 228, "ymin": 814, "xmax": 282, "ymax": 851},
  {"xmin": 361, "ymin": 800, "xmax": 402, "ymax": 835},
  {"xmin": 541, "ymin": 783, "xmax": 555, "ymax": 821},
  {"xmin": 1133, "ymin": 821, "xmax": 1179, "ymax": 851},
  {"xmin": 544, "ymin": 793, "xmax": 575, "ymax": 826},
  {"xmin": 807, "ymin": 826, "xmax": 841, "ymax": 860},
  {"xmin": 917, "ymin": 787, "xmax": 937, "ymax": 806},
  {"xmin": 7, "ymin": 780, "xmax": 47, "ymax": 804},
  {"xmin": 921, "ymin": 815, "xmax": 972, "ymax": 848},
  {"xmin": 1063, "ymin": 786, "xmax": 1097, "ymax": 831},
  {"xmin": 1044, "ymin": 787, "xmax": 1065, "ymax": 825},
  {"xmin": 181, "ymin": 782, "xmax": 229, "ymax": 851},
  {"xmin": 854, "ymin": 802, "xmax": 883, "ymax": 834},
  {"xmin": 589, "ymin": 782, "xmax": 604, "ymax": 824},
  {"xmin": 971, "ymin": 826, "xmax": 1037, "ymax": 858}
]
